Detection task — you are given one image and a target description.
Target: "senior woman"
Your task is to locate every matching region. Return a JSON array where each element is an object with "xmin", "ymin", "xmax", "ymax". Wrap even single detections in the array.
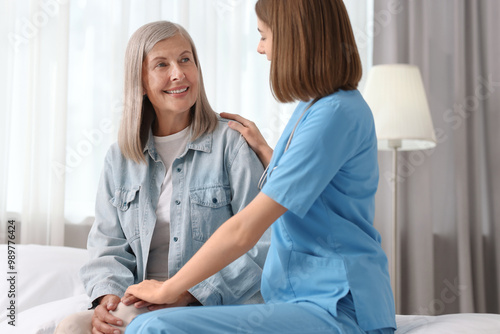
[{"xmin": 55, "ymin": 21, "xmax": 268, "ymax": 334}]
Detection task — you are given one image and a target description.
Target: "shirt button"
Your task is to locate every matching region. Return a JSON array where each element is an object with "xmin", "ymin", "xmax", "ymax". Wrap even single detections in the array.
[
  {"xmin": 173, "ymin": 237, "xmax": 178, "ymax": 242},
  {"xmin": 212, "ymin": 198, "xmax": 218, "ymax": 204},
  {"xmin": 175, "ymin": 200, "xmax": 181, "ymax": 205},
  {"xmin": 176, "ymin": 167, "xmax": 182, "ymax": 172}
]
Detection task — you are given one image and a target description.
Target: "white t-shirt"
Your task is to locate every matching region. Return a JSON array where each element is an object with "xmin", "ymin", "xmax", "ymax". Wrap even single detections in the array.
[{"xmin": 146, "ymin": 126, "xmax": 190, "ymax": 280}]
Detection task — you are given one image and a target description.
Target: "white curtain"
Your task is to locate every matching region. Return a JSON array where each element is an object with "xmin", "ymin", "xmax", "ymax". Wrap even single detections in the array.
[
  {"xmin": 1, "ymin": 0, "xmax": 69, "ymax": 245},
  {"xmin": 0, "ymin": 0, "xmax": 372, "ymax": 246}
]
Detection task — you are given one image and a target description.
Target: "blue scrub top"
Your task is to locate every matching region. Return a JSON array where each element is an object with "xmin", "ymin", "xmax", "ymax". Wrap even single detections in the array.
[{"xmin": 261, "ymin": 90, "xmax": 396, "ymax": 331}]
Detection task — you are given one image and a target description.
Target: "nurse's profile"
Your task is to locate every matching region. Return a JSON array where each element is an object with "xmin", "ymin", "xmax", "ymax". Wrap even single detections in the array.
[{"xmin": 124, "ymin": 0, "xmax": 397, "ymax": 333}]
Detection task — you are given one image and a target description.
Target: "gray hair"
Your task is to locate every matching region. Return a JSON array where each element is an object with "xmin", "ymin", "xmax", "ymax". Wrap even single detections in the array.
[{"xmin": 118, "ymin": 21, "xmax": 217, "ymax": 163}]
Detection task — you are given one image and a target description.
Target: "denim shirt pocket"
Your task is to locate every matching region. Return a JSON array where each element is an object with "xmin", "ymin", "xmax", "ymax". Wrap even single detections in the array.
[
  {"xmin": 189, "ymin": 185, "xmax": 233, "ymax": 242},
  {"xmin": 110, "ymin": 186, "xmax": 141, "ymax": 241}
]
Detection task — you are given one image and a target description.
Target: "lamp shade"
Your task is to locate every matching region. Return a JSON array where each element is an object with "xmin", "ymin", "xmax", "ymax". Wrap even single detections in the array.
[{"xmin": 363, "ymin": 64, "xmax": 436, "ymax": 151}]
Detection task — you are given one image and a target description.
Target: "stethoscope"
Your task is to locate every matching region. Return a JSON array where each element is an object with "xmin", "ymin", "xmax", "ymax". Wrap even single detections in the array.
[{"xmin": 257, "ymin": 98, "xmax": 318, "ymax": 190}]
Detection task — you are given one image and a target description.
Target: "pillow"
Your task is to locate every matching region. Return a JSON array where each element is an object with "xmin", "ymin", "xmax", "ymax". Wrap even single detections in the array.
[
  {"xmin": 0, "ymin": 244, "xmax": 89, "ymax": 322},
  {"xmin": 0, "ymin": 293, "xmax": 89, "ymax": 334}
]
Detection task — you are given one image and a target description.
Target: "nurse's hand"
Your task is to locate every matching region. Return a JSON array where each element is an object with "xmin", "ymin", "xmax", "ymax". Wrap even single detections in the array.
[
  {"xmin": 220, "ymin": 112, "xmax": 273, "ymax": 167},
  {"xmin": 122, "ymin": 289, "xmax": 198, "ymax": 311},
  {"xmin": 123, "ymin": 279, "xmax": 181, "ymax": 306}
]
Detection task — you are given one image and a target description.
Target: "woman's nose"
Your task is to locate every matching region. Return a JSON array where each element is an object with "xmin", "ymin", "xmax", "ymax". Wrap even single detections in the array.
[{"xmin": 170, "ymin": 64, "xmax": 185, "ymax": 81}]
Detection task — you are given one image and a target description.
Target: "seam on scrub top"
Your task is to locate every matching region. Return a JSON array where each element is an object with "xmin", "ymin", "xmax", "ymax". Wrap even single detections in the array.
[{"xmin": 281, "ymin": 217, "xmax": 298, "ymax": 300}]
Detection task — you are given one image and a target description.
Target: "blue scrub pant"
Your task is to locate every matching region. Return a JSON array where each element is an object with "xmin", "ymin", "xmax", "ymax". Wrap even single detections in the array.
[{"xmin": 125, "ymin": 294, "xmax": 394, "ymax": 334}]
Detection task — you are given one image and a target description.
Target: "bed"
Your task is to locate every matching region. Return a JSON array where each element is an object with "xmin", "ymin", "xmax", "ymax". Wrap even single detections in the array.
[{"xmin": 1, "ymin": 244, "xmax": 499, "ymax": 333}]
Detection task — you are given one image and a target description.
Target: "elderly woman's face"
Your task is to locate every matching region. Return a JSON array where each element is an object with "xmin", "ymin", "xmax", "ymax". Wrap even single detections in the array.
[{"xmin": 142, "ymin": 34, "xmax": 199, "ymax": 119}]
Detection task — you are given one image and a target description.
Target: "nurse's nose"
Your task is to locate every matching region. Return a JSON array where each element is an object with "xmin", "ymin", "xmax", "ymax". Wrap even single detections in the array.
[{"xmin": 257, "ymin": 41, "xmax": 265, "ymax": 55}]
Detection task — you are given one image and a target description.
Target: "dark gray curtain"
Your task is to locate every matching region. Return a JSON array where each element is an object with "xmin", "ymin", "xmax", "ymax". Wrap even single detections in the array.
[{"xmin": 372, "ymin": 0, "xmax": 500, "ymax": 315}]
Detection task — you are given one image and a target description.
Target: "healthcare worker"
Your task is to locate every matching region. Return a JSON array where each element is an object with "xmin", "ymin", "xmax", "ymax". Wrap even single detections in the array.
[{"xmin": 124, "ymin": 0, "xmax": 397, "ymax": 333}]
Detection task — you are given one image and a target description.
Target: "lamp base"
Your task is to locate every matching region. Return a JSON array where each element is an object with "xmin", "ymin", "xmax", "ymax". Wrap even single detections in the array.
[{"xmin": 391, "ymin": 146, "xmax": 399, "ymax": 313}]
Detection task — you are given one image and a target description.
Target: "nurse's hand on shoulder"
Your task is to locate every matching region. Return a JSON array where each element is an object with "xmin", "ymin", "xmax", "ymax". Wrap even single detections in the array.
[{"xmin": 220, "ymin": 112, "xmax": 273, "ymax": 167}]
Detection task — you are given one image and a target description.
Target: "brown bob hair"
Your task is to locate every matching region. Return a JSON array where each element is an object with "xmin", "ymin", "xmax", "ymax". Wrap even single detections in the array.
[{"xmin": 255, "ymin": 0, "xmax": 362, "ymax": 103}]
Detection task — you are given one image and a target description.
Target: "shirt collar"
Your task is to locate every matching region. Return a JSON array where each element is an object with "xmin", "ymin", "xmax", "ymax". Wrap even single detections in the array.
[{"xmin": 143, "ymin": 127, "xmax": 213, "ymax": 161}]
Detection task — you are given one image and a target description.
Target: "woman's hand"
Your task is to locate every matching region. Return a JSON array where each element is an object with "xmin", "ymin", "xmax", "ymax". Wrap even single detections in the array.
[
  {"xmin": 91, "ymin": 294, "xmax": 124, "ymax": 334},
  {"xmin": 220, "ymin": 112, "xmax": 273, "ymax": 167},
  {"xmin": 123, "ymin": 279, "xmax": 181, "ymax": 306}
]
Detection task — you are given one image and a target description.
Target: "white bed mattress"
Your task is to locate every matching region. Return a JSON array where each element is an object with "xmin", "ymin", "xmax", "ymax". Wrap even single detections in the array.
[
  {"xmin": 1, "ymin": 244, "xmax": 499, "ymax": 334},
  {"xmin": 395, "ymin": 313, "xmax": 500, "ymax": 333}
]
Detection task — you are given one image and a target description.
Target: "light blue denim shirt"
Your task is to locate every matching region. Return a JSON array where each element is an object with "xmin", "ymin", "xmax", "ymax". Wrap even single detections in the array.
[{"xmin": 80, "ymin": 117, "xmax": 268, "ymax": 306}]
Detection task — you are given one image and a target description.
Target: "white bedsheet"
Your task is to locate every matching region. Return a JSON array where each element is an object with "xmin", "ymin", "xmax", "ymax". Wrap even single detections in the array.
[
  {"xmin": 1, "ymin": 244, "xmax": 499, "ymax": 334},
  {"xmin": 395, "ymin": 313, "xmax": 500, "ymax": 333}
]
